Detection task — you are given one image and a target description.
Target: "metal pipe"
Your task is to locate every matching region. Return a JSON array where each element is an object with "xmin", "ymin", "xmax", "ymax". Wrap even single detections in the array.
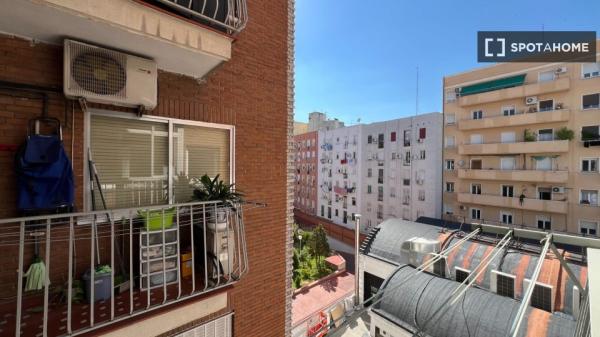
[
  {"xmin": 176, "ymin": 206, "xmax": 182, "ymax": 299},
  {"xmin": 90, "ymin": 218, "xmax": 95, "ymax": 327},
  {"xmin": 129, "ymin": 212, "xmax": 134, "ymax": 314},
  {"xmin": 110, "ymin": 215, "xmax": 115, "ymax": 320},
  {"xmin": 509, "ymin": 234, "xmax": 552, "ymax": 337},
  {"xmin": 15, "ymin": 221, "xmax": 25, "ymax": 337},
  {"xmin": 354, "ymin": 214, "xmax": 361, "ymax": 306},
  {"xmin": 67, "ymin": 217, "xmax": 74, "ymax": 333},
  {"xmin": 43, "ymin": 219, "xmax": 51, "ymax": 337},
  {"xmin": 202, "ymin": 204, "xmax": 208, "ymax": 292},
  {"xmin": 161, "ymin": 209, "xmax": 167, "ymax": 304}
]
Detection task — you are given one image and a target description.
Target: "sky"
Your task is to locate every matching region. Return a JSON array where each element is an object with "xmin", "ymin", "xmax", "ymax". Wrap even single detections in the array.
[{"xmin": 295, "ymin": 0, "xmax": 600, "ymax": 124}]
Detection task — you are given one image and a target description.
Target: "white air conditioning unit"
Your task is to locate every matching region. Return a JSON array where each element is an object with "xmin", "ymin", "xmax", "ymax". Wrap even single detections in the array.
[
  {"xmin": 552, "ymin": 186, "xmax": 565, "ymax": 193},
  {"xmin": 555, "ymin": 67, "xmax": 567, "ymax": 74},
  {"xmin": 64, "ymin": 39, "xmax": 157, "ymax": 110},
  {"xmin": 459, "ymin": 205, "xmax": 466, "ymax": 210},
  {"xmin": 458, "ymin": 160, "xmax": 465, "ymax": 167},
  {"xmin": 525, "ymin": 96, "xmax": 538, "ymax": 105},
  {"xmin": 417, "ymin": 138, "xmax": 424, "ymax": 143}
]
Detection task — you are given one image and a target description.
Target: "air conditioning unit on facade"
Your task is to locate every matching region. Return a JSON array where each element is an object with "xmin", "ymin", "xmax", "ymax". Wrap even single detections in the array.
[
  {"xmin": 459, "ymin": 205, "xmax": 466, "ymax": 210},
  {"xmin": 552, "ymin": 186, "xmax": 565, "ymax": 193},
  {"xmin": 555, "ymin": 67, "xmax": 567, "ymax": 74},
  {"xmin": 64, "ymin": 39, "xmax": 157, "ymax": 110},
  {"xmin": 525, "ymin": 96, "xmax": 538, "ymax": 105},
  {"xmin": 417, "ymin": 138, "xmax": 424, "ymax": 143}
]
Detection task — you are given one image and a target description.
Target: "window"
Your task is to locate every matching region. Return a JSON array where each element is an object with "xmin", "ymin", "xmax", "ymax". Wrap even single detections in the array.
[
  {"xmin": 390, "ymin": 187, "xmax": 396, "ymax": 198},
  {"xmin": 582, "ymin": 158, "xmax": 598, "ymax": 172},
  {"xmin": 538, "ymin": 99, "xmax": 554, "ymax": 112},
  {"xmin": 418, "ymin": 190, "xmax": 425, "ymax": 201},
  {"xmin": 492, "ymin": 271, "xmax": 515, "ymax": 298},
  {"xmin": 538, "ymin": 70, "xmax": 556, "ymax": 82},
  {"xmin": 582, "ymin": 125, "xmax": 600, "ymax": 141},
  {"xmin": 502, "ymin": 106, "xmax": 516, "ymax": 116},
  {"xmin": 404, "ymin": 151, "xmax": 411, "ymax": 166},
  {"xmin": 471, "ymin": 183, "xmax": 481, "ymax": 195},
  {"xmin": 524, "ymin": 280, "xmax": 553, "ymax": 312},
  {"xmin": 378, "ymin": 169, "xmax": 384, "ymax": 184},
  {"xmin": 446, "ymin": 182, "xmax": 455, "ymax": 192},
  {"xmin": 367, "ymin": 185, "xmax": 372, "ymax": 194},
  {"xmin": 470, "ymin": 134, "xmax": 483, "ymax": 144},
  {"xmin": 403, "ymin": 179, "xmax": 410, "ymax": 186},
  {"xmin": 501, "ymin": 212, "xmax": 513, "ymax": 225},
  {"xmin": 335, "ymin": 209, "xmax": 338, "ymax": 217},
  {"xmin": 367, "ymin": 135, "xmax": 373, "ymax": 144},
  {"xmin": 580, "ymin": 190, "xmax": 598, "ymax": 206},
  {"xmin": 352, "ymin": 197, "xmax": 356, "ymax": 206},
  {"xmin": 538, "ymin": 129, "xmax": 553, "ymax": 141},
  {"xmin": 538, "ymin": 187, "xmax": 552, "ymax": 200},
  {"xmin": 444, "ymin": 204, "xmax": 453, "ymax": 215},
  {"xmin": 378, "ymin": 133, "xmax": 384, "ymax": 149},
  {"xmin": 89, "ymin": 113, "xmax": 231, "ymax": 209},
  {"xmin": 445, "ymin": 136, "xmax": 455, "ymax": 148},
  {"xmin": 471, "ymin": 208, "xmax": 481, "ymax": 220},
  {"xmin": 367, "ymin": 168, "xmax": 372, "ymax": 177},
  {"xmin": 472, "ymin": 110, "xmax": 483, "ymax": 120},
  {"xmin": 500, "ymin": 131, "xmax": 515, "ymax": 143},
  {"xmin": 327, "ymin": 207, "xmax": 331, "ymax": 219},
  {"xmin": 391, "ymin": 131, "xmax": 397, "ymax": 142},
  {"xmin": 470, "ymin": 159, "xmax": 482, "ymax": 170},
  {"xmin": 404, "ymin": 130, "xmax": 411, "ymax": 147},
  {"xmin": 343, "ymin": 211, "xmax": 347, "ymax": 224},
  {"xmin": 419, "ymin": 127, "xmax": 426, "ymax": 139},
  {"xmin": 537, "ymin": 216, "xmax": 551, "ymax": 230},
  {"xmin": 445, "ymin": 159, "xmax": 455, "ymax": 170},
  {"xmin": 502, "ymin": 185, "xmax": 514, "ymax": 197},
  {"xmin": 445, "ymin": 89, "xmax": 457, "ymax": 102},
  {"xmin": 446, "ymin": 114, "xmax": 456, "ymax": 125},
  {"xmin": 419, "ymin": 150, "xmax": 426, "ymax": 159},
  {"xmin": 580, "ymin": 220, "xmax": 598, "ymax": 236},
  {"xmin": 377, "ymin": 186, "xmax": 384, "ymax": 201},
  {"xmin": 500, "ymin": 157, "xmax": 516, "ymax": 170},
  {"xmin": 535, "ymin": 156, "xmax": 552, "ymax": 171},
  {"xmin": 582, "ymin": 93, "xmax": 600, "ymax": 110},
  {"xmin": 321, "ymin": 205, "xmax": 324, "ymax": 217},
  {"xmin": 455, "ymin": 267, "xmax": 470, "ymax": 283},
  {"xmin": 582, "ymin": 62, "xmax": 600, "ymax": 79}
]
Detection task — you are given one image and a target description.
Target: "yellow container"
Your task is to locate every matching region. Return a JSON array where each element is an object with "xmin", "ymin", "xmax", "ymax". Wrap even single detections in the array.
[{"xmin": 181, "ymin": 252, "xmax": 193, "ymax": 278}]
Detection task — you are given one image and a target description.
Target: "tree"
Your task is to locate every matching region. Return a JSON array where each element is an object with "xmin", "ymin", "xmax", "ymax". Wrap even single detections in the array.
[{"xmin": 309, "ymin": 225, "xmax": 330, "ymax": 267}]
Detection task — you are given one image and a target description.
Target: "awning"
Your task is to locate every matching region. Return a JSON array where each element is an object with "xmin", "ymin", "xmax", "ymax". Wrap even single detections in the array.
[{"xmin": 459, "ymin": 74, "xmax": 527, "ymax": 96}]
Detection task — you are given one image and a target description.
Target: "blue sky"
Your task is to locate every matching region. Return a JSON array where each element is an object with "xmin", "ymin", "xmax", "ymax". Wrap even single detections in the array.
[{"xmin": 295, "ymin": 0, "xmax": 600, "ymax": 124}]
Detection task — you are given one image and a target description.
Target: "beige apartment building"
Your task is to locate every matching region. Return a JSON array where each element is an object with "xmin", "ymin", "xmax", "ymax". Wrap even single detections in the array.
[{"xmin": 443, "ymin": 51, "xmax": 600, "ymax": 236}]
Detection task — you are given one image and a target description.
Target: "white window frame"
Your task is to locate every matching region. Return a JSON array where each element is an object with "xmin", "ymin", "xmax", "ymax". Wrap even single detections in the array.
[
  {"xmin": 580, "ymin": 189, "xmax": 599, "ymax": 206},
  {"xmin": 582, "ymin": 62, "xmax": 600, "ymax": 79},
  {"xmin": 500, "ymin": 211, "xmax": 513, "ymax": 225},
  {"xmin": 581, "ymin": 157, "xmax": 599, "ymax": 173},
  {"xmin": 500, "ymin": 131, "xmax": 516, "ymax": 144},
  {"xmin": 500, "ymin": 157, "xmax": 516, "ymax": 170},
  {"xmin": 470, "ymin": 183, "xmax": 482, "ymax": 195},
  {"xmin": 502, "ymin": 105, "xmax": 516, "ymax": 116},
  {"xmin": 446, "ymin": 114, "xmax": 456, "ymax": 125},
  {"xmin": 472, "ymin": 110, "xmax": 483, "ymax": 120},
  {"xmin": 490, "ymin": 270, "xmax": 516, "ymax": 298},
  {"xmin": 538, "ymin": 70, "xmax": 556, "ymax": 82},
  {"xmin": 445, "ymin": 90, "xmax": 457, "ymax": 103},
  {"xmin": 537, "ymin": 128, "xmax": 554, "ymax": 142},
  {"xmin": 470, "ymin": 208, "xmax": 481, "ymax": 220},
  {"xmin": 537, "ymin": 215, "xmax": 551, "ymax": 230},
  {"xmin": 470, "ymin": 134, "xmax": 483, "ymax": 145},
  {"xmin": 501, "ymin": 185, "xmax": 514, "ymax": 198},
  {"xmin": 582, "ymin": 92, "xmax": 600, "ymax": 110},
  {"xmin": 84, "ymin": 109, "xmax": 235, "ymax": 211},
  {"xmin": 579, "ymin": 220, "xmax": 598, "ymax": 236},
  {"xmin": 535, "ymin": 156, "xmax": 552, "ymax": 171},
  {"xmin": 538, "ymin": 99, "xmax": 555, "ymax": 112},
  {"xmin": 445, "ymin": 136, "xmax": 455, "ymax": 148},
  {"xmin": 445, "ymin": 159, "xmax": 455, "ymax": 171},
  {"xmin": 445, "ymin": 182, "xmax": 455, "ymax": 193}
]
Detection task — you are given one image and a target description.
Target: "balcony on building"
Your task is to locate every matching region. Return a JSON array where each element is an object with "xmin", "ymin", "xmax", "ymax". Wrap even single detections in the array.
[
  {"xmin": 459, "ymin": 139, "xmax": 569, "ymax": 155},
  {"xmin": 457, "ymin": 192, "xmax": 567, "ymax": 214},
  {"xmin": 0, "ymin": 0, "xmax": 248, "ymax": 78},
  {"xmin": 458, "ymin": 168, "xmax": 569, "ymax": 183},
  {"xmin": 457, "ymin": 74, "xmax": 570, "ymax": 107},
  {"xmin": 458, "ymin": 108, "xmax": 570, "ymax": 131}
]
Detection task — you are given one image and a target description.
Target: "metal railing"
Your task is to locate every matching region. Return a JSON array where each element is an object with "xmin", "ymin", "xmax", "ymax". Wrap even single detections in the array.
[
  {"xmin": 0, "ymin": 200, "xmax": 249, "ymax": 337},
  {"xmin": 148, "ymin": 0, "xmax": 248, "ymax": 34}
]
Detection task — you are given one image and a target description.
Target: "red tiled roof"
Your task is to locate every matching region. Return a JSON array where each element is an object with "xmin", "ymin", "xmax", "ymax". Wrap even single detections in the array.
[{"xmin": 325, "ymin": 255, "xmax": 345, "ymax": 267}]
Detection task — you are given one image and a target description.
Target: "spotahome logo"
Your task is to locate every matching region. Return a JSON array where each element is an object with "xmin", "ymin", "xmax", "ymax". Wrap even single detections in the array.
[{"xmin": 478, "ymin": 31, "xmax": 596, "ymax": 62}]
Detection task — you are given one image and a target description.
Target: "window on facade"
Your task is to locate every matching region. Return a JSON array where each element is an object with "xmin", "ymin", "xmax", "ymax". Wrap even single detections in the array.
[
  {"xmin": 404, "ymin": 151, "xmax": 411, "ymax": 166},
  {"xmin": 444, "ymin": 204, "xmax": 453, "ymax": 215},
  {"xmin": 403, "ymin": 179, "xmax": 410, "ymax": 186},
  {"xmin": 470, "ymin": 134, "xmax": 483, "ymax": 145},
  {"xmin": 89, "ymin": 114, "xmax": 231, "ymax": 209},
  {"xmin": 582, "ymin": 63, "xmax": 600, "ymax": 78},
  {"xmin": 367, "ymin": 135, "xmax": 372, "ymax": 144},
  {"xmin": 580, "ymin": 220, "xmax": 598, "ymax": 236},
  {"xmin": 582, "ymin": 158, "xmax": 598, "ymax": 172},
  {"xmin": 445, "ymin": 136, "xmax": 455, "ymax": 148},
  {"xmin": 472, "ymin": 110, "xmax": 483, "ymax": 120},
  {"xmin": 446, "ymin": 114, "xmax": 456, "ymax": 125},
  {"xmin": 446, "ymin": 182, "xmax": 454, "ymax": 192},
  {"xmin": 327, "ymin": 207, "xmax": 331, "ymax": 219},
  {"xmin": 500, "ymin": 157, "xmax": 516, "ymax": 170},
  {"xmin": 367, "ymin": 185, "xmax": 372, "ymax": 194},
  {"xmin": 502, "ymin": 106, "xmax": 516, "ymax": 116},
  {"xmin": 539, "ymin": 99, "xmax": 554, "ymax": 112},
  {"xmin": 501, "ymin": 212, "xmax": 513, "ymax": 224},
  {"xmin": 419, "ymin": 128, "xmax": 426, "ymax": 139},
  {"xmin": 343, "ymin": 211, "xmax": 347, "ymax": 224},
  {"xmin": 471, "ymin": 208, "xmax": 481, "ymax": 220},
  {"xmin": 352, "ymin": 197, "xmax": 356, "ymax": 206},
  {"xmin": 471, "ymin": 159, "xmax": 482, "ymax": 170},
  {"xmin": 445, "ymin": 159, "xmax": 455, "ymax": 170},
  {"xmin": 537, "ymin": 216, "xmax": 551, "ymax": 230},
  {"xmin": 391, "ymin": 131, "xmax": 397, "ymax": 142},
  {"xmin": 418, "ymin": 190, "xmax": 425, "ymax": 201},
  {"xmin": 535, "ymin": 156, "xmax": 552, "ymax": 171},
  {"xmin": 538, "ymin": 187, "xmax": 552, "ymax": 200},
  {"xmin": 582, "ymin": 125, "xmax": 600, "ymax": 141},
  {"xmin": 419, "ymin": 150, "xmax": 426, "ymax": 160},
  {"xmin": 583, "ymin": 93, "xmax": 600, "ymax": 110},
  {"xmin": 377, "ymin": 186, "xmax": 384, "ymax": 202},
  {"xmin": 455, "ymin": 268, "xmax": 469, "ymax": 283},
  {"xmin": 538, "ymin": 129, "xmax": 554, "ymax": 141},
  {"xmin": 471, "ymin": 184, "xmax": 481, "ymax": 195},
  {"xmin": 335, "ymin": 209, "xmax": 339, "ymax": 217},
  {"xmin": 502, "ymin": 185, "xmax": 514, "ymax": 197},
  {"xmin": 367, "ymin": 168, "xmax": 372, "ymax": 177},
  {"xmin": 580, "ymin": 190, "xmax": 599, "ymax": 206},
  {"xmin": 403, "ymin": 130, "xmax": 411, "ymax": 147},
  {"xmin": 378, "ymin": 134, "xmax": 384, "ymax": 149},
  {"xmin": 445, "ymin": 90, "xmax": 457, "ymax": 102},
  {"xmin": 538, "ymin": 70, "xmax": 556, "ymax": 82}
]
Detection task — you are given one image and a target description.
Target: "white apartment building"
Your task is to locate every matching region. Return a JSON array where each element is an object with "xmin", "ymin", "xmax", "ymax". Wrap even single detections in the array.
[
  {"xmin": 317, "ymin": 125, "xmax": 363, "ymax": 229},
  {"xmin": 309, "ymin": 111, "xmax": 345, "ymax": 131},
  {"xmin": 361, "ymin": 113, "xmax": 443, "ymax": 231}
]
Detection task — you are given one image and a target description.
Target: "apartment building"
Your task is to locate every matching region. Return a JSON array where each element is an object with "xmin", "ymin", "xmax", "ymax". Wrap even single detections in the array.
[
  {"xmin": 294, "ymin": 131, "xmax": 318, "ymax": 215},
  {"xmin": 361, "ymin": 113, "xmax": 443, "ymax": 230},
  {"xmin": 0, "ymin": 1, "xmax": 292, "ymax": 336},
  {"xmin": 308, "ymin": 111, "xmax": 345, "ymax": 132},
  {"xmin": 317, "ymin": 125, "xmax": 363, "ymax": 230},
  {"xmin": 443, "ymin": 55, "xmax": 600, "ymax": 235}
]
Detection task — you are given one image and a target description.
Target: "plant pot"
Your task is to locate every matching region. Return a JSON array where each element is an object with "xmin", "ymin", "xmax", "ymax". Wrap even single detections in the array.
[{"xmin": 138, "ymin": 208, "xmax": 176, "ymax": 231}]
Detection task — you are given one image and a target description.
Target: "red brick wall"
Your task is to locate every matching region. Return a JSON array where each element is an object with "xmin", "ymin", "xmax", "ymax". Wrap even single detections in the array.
[
  {"xmin": 293, "ymin": 131, "xmax": 318, "ymax": 215},
  {"xmin": 0, "ymin": 0, "xmax": 290, "ymax": 335}
]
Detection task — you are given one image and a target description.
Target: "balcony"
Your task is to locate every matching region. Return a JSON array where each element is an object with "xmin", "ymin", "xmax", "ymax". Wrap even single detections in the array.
[
  {"xmin": 457, "ymin": 193, "xmax": 567, "ymax": 214},
  {"xmin": 0, "ymin": 0, "xmax": 248, "ymax": 78},
  {"xmin": 459, "ymin": 140, "xmax": 569, "ymax": 155},
  {"xmin": 0, "ymin": 200, "xmax": 249, "ymax": 337},
  {"xmin": 458, "ymin": 169, "xmax": 569, "ymax": 183},
  {"xmin": 458, "ymin": 77, "xmax": 570, "ymax": 107},
  {"xmin": 458, "ymin": 109, "xmax": 571, "ymax": 131}
]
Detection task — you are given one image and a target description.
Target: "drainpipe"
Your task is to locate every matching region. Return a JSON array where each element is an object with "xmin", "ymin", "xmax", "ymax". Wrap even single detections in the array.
[{"xmin": 354, "ymin": 214, "xmax": 361, "ymax": 306}]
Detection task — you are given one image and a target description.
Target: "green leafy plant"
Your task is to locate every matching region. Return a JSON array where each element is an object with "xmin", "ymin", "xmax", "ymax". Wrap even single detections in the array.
[
  {"xmin": 555, "ymin": 127, "xmax": 574, "ymax": 141},
  {"xmin": 191, "ymin": 174, "xmax": 243, "ymax": 205},
  {"xmin": 524, "ymin": 129, "xmax": 537, "ymax": 142}
]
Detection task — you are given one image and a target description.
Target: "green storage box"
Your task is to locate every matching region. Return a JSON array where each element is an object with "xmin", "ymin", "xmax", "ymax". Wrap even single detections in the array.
[{"xmin": 139, "ymin": 208, "xmax": 176, "ymax": 231}]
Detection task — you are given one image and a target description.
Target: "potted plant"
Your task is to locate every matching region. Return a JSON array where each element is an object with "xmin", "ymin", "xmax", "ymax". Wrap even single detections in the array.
[
  {"xmin": 524, "ymin": 129, "xmax": 537, "ymax": 142},
  {"xmin": 191, "ymin": 174, "xmax": 243, "ymax": 231},
  {"xmin": 555, "ymin": 127, "xmax": 574, "ymax": 141}
]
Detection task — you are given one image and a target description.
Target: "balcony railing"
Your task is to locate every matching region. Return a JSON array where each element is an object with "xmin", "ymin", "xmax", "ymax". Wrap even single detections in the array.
[
  {"xmin": 459, "ymin": 139, "xmax": 569, "ymax": 155},
  {"xmin": 457, "ymin": 192, "xmax": 567, "ymax": 214},
  {"xmin": 458, "ymin": 108, "xmax": 570, "ymax": 131},
  {"xmin": 0, "ymin": 200, "xmax": 250, "ymax": 337},
  {"xmin": 458, "ymin": 168, "xmax": 569, "ymax": 183},
  {"xmin": 147, "ymin": 0, "xmax": 248, "ymax": 34}
]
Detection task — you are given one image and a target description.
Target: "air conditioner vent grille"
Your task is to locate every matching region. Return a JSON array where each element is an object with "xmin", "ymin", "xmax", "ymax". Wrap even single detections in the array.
[{"xmin": 68, "ymin": 42, "xmax": 127, "ymax": 98}]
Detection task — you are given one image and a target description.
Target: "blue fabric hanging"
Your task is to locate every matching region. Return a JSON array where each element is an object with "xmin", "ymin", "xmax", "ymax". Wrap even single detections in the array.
[{"xmin": 15, "ymin": 134, "xmax": 74, "ymax": 212}]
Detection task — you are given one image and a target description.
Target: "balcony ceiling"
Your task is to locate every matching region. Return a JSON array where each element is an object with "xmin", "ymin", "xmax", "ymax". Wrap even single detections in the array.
[{"xmin": 0, "ymin": 0, "xmax": 233, "ymax": 78}]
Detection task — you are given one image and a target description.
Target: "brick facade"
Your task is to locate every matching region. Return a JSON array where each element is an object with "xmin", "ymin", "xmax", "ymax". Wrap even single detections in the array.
[
  {"xmin": 0, "ymin": 0, "xmax": 291, "ymax": 335},
  {"xmin": 293, "ymin": 131, "xmax": 318, "ymax": 215}
]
